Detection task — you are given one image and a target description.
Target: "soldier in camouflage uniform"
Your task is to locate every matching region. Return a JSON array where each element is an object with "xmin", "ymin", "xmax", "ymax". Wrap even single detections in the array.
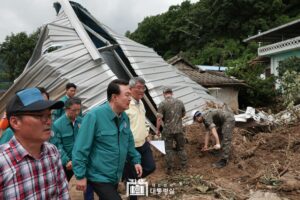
[
  {"xmin": 156, "ymin": 87, "xmax": 187, "ymax": 174},
  {"xmin": 193, "ymin": 109, "xmax": 235, "ymax": 168}
]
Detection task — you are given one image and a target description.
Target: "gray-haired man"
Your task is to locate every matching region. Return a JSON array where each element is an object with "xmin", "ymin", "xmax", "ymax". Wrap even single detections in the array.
[{"xmin": 124, "ymin": 77, "xmax": 156, "ymax": 199}]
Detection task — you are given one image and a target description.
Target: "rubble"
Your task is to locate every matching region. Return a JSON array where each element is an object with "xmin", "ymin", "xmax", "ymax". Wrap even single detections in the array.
[
  {"xmin": 235, "ymin": 105, "xmax": 300, "ymax": 125},
  {"xmin": 68, "ymin": 107, "xmax": 300, "ymax": 200},
  {"xmin": 248, "ymin": 191, "xmax": 287, "ymax": 200}
]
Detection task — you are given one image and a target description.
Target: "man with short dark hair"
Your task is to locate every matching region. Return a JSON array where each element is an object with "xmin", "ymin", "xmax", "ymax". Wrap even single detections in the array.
[
  {"xmin": 52, "ymin": 83, "xmax": 79, "ymax": 121},
  {"xmin": 52, "ymin": 97, "xmax": 82, "ymax": 180},
  {"xmin": 52, "ymin": 97, "xmax": 94, "ymax": 199},
  {"xmin": 156, "ymin": 87, "xmax": 187, "ymax": 174},
  {"xmin": 0, "ymin": 88, "xmax": 69, "ymax": 199},
  {"xmin": 72, "ymin": 79, "xmax": 142, "ymax": 200},
  {"xmin": 0, "ymin": 87, "xmax": 50, "ymax": 145}
]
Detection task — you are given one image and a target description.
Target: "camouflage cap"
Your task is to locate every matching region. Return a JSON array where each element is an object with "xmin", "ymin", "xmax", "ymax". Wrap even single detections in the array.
[{"xmin": 163, "ymin": 87, "xmax": 173, "ymax": 93}]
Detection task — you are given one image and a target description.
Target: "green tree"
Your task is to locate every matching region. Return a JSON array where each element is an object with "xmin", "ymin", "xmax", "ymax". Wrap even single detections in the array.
[
  {"xmin": 226, "ymin": 43, "xmax": 277, "ymax": 108},
  {"xmin": 277, "ymin": 57, "xmax": 300, "ymax": 107},
  {"xmin": 277, "ymin": 56, "xmax": 300, "ymax": 77},
  {"xmin": 0, "ymin": 58, "xmax": 10, "ymax": 89},
  {"xmin": 0, "ymin": 30, "xmax": 39, "ymax": 82},
  {"xmin": 126, "ymin": 0, "xmax": 300, "ymax": 108},
  {"xmin": 227, "ymin": 63, "xmax": 277, "ymax": 108},
  {"xmin": 280, "ymin": 71, "xmax": 300, "ymax": 108},
  {"xmin": 128, "ymin": 0, "xmax": 298, "ymax": 63}
]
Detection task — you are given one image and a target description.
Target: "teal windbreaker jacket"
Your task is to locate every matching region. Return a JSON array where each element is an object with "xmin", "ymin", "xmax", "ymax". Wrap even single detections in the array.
[
  {"xmin": 52, "ymin": 114, "xmax": 82, "ymax": 166},
  {"xmin": 72, "ymin": 102, "xmax": 141, "ymax": 184}
]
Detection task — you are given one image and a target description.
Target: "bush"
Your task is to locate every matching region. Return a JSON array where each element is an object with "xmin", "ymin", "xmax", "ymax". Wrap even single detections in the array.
[
  {"xmin": 227, "ymin": 61, "xmax": 277, "ymax": 109},
  {"xmin": 277, "ymin": 57, "xmax": 300, "ymax": 108}
]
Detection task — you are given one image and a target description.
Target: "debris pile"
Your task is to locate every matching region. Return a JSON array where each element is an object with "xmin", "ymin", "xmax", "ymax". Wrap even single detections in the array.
[{"xmin": 68, "ymin": 107, "xmax": 300, "ymax": 200}]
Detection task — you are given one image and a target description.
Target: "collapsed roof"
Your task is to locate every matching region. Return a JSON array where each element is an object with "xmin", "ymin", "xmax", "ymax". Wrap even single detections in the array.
[
  {"xmin": 0, "ymin": 0, "xmax": 221, "ymax": 125},
  {"xmin": 168, "ymin": 55, "xmax": 247, "ymax": 87}
]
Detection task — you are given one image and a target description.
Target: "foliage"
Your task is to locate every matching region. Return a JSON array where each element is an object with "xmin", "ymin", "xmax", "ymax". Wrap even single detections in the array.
[
  {"xmin": 127, "ymin": 0, "xmax": 300, "ymax": 108},
  {"xmin": 277, "ymin": 56, "xmax": 300, "ymax": 77},
  {"xmin": 224, "ymin": 42, "xmax": 278, "ymax": 108},
  {"xmin": 0, "ymin": 29, "xmax": 40, "ymax": 82},
  {"xmin": 277, "ymin": 57, "xmax": 300, "ymax": 108},
  {"xmin": 280, "ymin": 71, "xmax": 300, "ymax": 108},
  {"xmin": 128, "ymin": 0, "xmax": 300, "ymax": 62},
  {"xmin": 227, "ymin": 62, "xmax": 277, "ymax": 108}
]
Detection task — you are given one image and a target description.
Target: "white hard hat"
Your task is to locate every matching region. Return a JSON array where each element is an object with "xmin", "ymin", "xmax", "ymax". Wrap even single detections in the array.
[{"xmin": 191, "ymin": 110, "xmax": 202, "ymax": 121}]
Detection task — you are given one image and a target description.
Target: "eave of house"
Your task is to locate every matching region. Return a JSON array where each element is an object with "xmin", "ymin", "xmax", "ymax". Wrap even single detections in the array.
[
  {"xmin": 244, "ymin": 18, "xmax": 300, "ymax": 43},
  {"xmin": 258, "ymin": 36, "xmax": 300, "ymax": 56}
]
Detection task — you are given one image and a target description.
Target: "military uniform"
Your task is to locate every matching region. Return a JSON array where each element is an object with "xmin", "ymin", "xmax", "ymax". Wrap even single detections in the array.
[
  {"xmin": 202, "ymin": 109, "xmax": 235, "ymax": 160},
  {"xmin": 157, "ymin": 96, "xmax": 187, "ymax": 170}
]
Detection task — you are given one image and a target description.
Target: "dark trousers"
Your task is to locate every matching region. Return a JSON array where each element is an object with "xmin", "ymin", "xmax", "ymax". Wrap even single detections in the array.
[
  {"xmin": 63, "ymin": 167, "xmax": 74, "ymax": 182},
  {"xmin": 63, "ymin": 167, "xmax": 95, "ymax": 200},
  {"xmin": 123, "ymin": 141, "xmax": 156, "ymax": 200},
  {"xmin": 89, "ymin": 182, "xmax": 121, "ymax": 200},
  {"xmin": 124, "ymin": 141, "xmax": 156, "ymax": 179}
]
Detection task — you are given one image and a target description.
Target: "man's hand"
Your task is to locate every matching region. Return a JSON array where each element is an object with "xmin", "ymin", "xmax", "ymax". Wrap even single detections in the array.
[
  {"xmin": 76, "ymin": 178, "xmax": 87, "ymax": 191},
  {"xmin": 135, "ymin": 164, "xmax": 143, "ymax": 178},
  {"xmin": 66, "ymin": 161, "xmax": 72, "ymax": 170},
  {"xmin": 156, "ymin": 130, "xmax": 161, "ymax": 137},
  {"xmin": 156, "ymin": 116, "xmax": 162, "ymax": 137},
  {"xmin": 201, "ymin": 146, "xmax": 209, "ymax": 151},
  {"xmin": 146, "ymin": 136, "xmax": 151, "ymax": 142}
]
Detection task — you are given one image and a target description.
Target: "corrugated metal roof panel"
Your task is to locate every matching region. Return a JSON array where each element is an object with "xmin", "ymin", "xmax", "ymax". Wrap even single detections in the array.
[
  {"xmin": 0, "ymin": 1, "xmax": 224, "ymax": 126},
  {"xmin": 0, "ymin": 6, "xmax": 116, "ymax": 114}
]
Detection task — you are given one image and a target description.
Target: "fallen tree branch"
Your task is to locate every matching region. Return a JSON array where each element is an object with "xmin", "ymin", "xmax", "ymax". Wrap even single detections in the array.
[
  {"xmin": 248, "ymin": 171, "xmax": 265, "ymax": 184},
  {"xmin": 279, "ymin": 162, "xmax": 291, "ymax": 177},
  {"xmin": 200, "ymin": 179, "xmax": 248, "ymax": 200}
]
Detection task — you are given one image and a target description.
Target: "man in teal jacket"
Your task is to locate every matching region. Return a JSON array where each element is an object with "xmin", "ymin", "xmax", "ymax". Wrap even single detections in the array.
[
  {"xmin": 72, "ymin": 79, "xmax": 142, "ymax": 200},
  {"xmin": 0, "ymin": 128, "xmax": 14, "ymax": 144},
  {"xmin": 52, "ymin": 97, "xmax": 82, "ymax": 180},
  {"xmin": 52, "ymin": 97, "xmax": 94, "ymax": 199},
  {"xmin": 52, "ymin": 83, "xmax": 79, "ymax": 121}
]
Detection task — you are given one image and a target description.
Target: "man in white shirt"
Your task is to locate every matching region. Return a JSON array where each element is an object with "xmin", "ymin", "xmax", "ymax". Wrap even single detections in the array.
[{"xmin": 124, "ymin": 77, "xmax": 156, "ymax": 200}]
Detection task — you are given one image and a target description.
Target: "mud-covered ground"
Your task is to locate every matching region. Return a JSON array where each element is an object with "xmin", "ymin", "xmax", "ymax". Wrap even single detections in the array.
[{"xmin": 70, "ymin": 122, "xmax": 300, "ymax": 199}]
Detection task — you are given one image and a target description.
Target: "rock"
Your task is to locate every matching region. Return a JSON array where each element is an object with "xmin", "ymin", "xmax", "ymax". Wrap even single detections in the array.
[
  {"xmin": 248, "ymin": 190, "xmax": 286, "ymax": 200},
  {"xmin": 196, "ymin": 185, "xmax": 209, "ymax": 193}
]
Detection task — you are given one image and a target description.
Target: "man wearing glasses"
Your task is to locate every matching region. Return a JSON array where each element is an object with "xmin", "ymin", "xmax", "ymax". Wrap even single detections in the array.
[
  {"xmin": 0, "ymin": 87, "xmax": 50, "ymax": 145},
  {"xmin": 52, "ymin": 97, "xmax": 94, "ymax": 199},
  {"xmin": 52, "ymin": 97, "xmax": 82, "ymax": 181},
  {"xmin": 124, "ymin": 77, "xmax": 156, "ymax": 199},
  {"xmin": 0, "ymin": 88, "xmax": 69, "ymax": 199},
  {"xmin": 52, "ymin": 83, "xmax": 80, "ymax": 121}
]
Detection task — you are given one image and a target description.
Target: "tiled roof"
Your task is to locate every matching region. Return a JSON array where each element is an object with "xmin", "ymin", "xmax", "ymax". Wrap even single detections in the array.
[{"xmin": 168, "ymin": 55, "xmax": 247, "ymax": 87}]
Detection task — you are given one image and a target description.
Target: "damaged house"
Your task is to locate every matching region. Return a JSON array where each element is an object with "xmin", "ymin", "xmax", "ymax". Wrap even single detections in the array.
[
  {"xmin": 0, "ymin": 0, "xmax": 221, "ymax": 126},
  {"xmin": 168, "ymin": 55, "xmax": 247, "ymax": 113}
]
